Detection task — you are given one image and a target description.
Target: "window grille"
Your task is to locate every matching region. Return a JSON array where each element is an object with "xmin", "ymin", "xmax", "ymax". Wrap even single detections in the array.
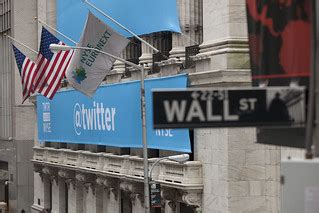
[{"xmin": 185, "ymin": 44, "xmax": 200, "ymax": 69}]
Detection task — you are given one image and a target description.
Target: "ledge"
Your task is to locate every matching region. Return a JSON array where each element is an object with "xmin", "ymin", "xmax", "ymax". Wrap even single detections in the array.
[
  {"xmin": 32, "ymin": 147, "xmax": 203, "ymax": 191},
  {"xmin": 189, "ymin": 69, "xmax": 251, "ymax": 87}
]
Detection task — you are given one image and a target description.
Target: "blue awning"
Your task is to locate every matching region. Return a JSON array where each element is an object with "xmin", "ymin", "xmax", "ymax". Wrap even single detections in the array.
[{"xmin": 57, "ymin": 0, "xmax": 181, "ymax": 43}]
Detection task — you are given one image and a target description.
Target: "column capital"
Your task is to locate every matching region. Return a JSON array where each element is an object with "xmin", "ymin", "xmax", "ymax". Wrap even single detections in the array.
[
  {"xmin": 120, "ymin": 181, "xmax": 143, "ymax": 194},
  {"xmin": 58, "ymin": 169, "xmax": 74, "ymax": 179},
  {"xmin": 167, "ymin": 201, "xmax": 177, "ymax": 211},
  {"xmin": 75, "ymin": 172, "xmax": 95, "ymax": 183},
  {"xmin": 129, "ymin": 193, "xmax": 144, "ymax": 207},
  {"xmin": 65, "ymin": 178, "xmax": 74, "ymax": 190},
  {"xmin": 84, "ymin": 182, "xmax": 96, "ymax": 195},
  {"xmin": 161, "ymin": 188, "xmax": 182, "ymax": 201},
  {"xmin": 34, "ymin": 164, "xmax": 44, "ymax": 173},
  {"xmin": 182, "ymin": 191, "xmax": 202, "ymax": 208}
]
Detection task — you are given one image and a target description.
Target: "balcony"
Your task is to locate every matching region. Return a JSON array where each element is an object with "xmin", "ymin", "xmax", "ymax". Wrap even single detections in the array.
[{"xmin": 33, "ymin": 147, "xmax": 203, "ymax": 190}]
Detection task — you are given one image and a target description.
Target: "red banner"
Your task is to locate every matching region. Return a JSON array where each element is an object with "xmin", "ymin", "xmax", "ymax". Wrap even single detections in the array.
[{"xmin": 246, "ymin": 0, "xmax": 312, "ymax": 86}]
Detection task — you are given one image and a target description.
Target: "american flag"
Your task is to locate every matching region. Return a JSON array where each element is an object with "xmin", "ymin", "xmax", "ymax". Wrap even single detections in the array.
[
  {"xmin": 12, "ymin": 44, "xmax": 37, "ymax": 103},
  {"xmin": 34, "ymin": 27, "xmax": 73, "ymax": 99}
]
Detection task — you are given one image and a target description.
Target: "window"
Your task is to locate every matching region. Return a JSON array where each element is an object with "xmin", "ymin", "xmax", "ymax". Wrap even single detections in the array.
[
  {"xmin": 0, "ymin": 0, "xmax": 11, "ymax": 33},
  {"xmin": 151, "ymin": 32, "xmax": 172, "ymax": 74}
]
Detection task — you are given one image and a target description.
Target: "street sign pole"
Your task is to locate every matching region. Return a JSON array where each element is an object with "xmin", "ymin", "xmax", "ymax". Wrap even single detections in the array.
[
  {"xmin": 313, "ymin": 0, "xmax": 319, "ymax": 157},
  {"xmin": 305, "ymin": 0, "xmax": 317, "ymax": 158}
]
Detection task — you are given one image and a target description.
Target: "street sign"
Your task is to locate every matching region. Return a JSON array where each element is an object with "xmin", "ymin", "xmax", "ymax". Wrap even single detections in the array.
[
  {"xmin": 150, "ymin": 182, "xmax": 161, "ymax": 208},
  {"xmin": 153, "ymin": 87, "xmax": 305, "ymax": 129}
]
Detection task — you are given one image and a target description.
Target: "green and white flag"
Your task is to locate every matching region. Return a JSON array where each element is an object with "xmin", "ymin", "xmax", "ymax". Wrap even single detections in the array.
[{"xmin": 66, "ymin": 12, "xmax": 129, "ymax": 97}]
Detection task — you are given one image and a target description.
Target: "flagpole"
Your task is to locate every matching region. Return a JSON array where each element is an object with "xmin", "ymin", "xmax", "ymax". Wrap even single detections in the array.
[
  {"xmin": 34, "ymin": 17, "xmax": 78, "ymax": 45},
  {"xmin": 83, "ymin": 0, "xmax": 159, "ymax": 53},
  {"xmin": 5, "ymin": 34, "xmax": 38, "ymax": 54}
]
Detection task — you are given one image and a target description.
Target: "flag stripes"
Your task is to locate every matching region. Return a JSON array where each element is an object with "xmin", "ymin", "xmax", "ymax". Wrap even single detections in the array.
[
  {"xmin": 35, "ymin": 27, "xmax": 73, "ymax": 99},
  {"xmin": 12, "ymin": 44, "xmax": 37, "ymax": 103}
]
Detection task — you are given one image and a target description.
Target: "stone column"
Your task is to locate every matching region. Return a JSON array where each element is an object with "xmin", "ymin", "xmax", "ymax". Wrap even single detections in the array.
[
  {"xmin": 95, "ymin": 187, "xmax": 104, "ymax": 213},
  {"xmin": 106, "ymin": 53, "xmax": 126, "ymax": 84},
  {"xmin": 96, "ymin": 177, "xmax": 120, "ymax": 213},
  {"xmin": 192, "ymin": 0, "xmax": 251, "ymax": 87},
  {"xmin": 120, "ymin": 181, "xmax": 145, "ymax": 213},
  {"xmin": 170, "ymin": 0, "xmax": 202, "ymax": 60},
  {"xmin": 131, "ymin": 193, "xmax": 144, "ymax": 213},
  {"xmin": 83, "ymin": 183, "xmax": 96, "ymax": 213},
  {"xmin": 32, "ymin": 171, "xmax": 45, "ymax": 211},
  {"xmin": 51, "ymin": 177, "xmax": 66, "ymax": 213},
  {"xmin": 191, "ymin": 1, "xmax": 280, "ymax": 212},
  {"xmin": 103, "ymin": 187, "xmax": 120, "ymax": 213},
  {"xmin": 139, "ymin": 35, "xmax": 154, "ymax": 72},
  {"xmin": 42, "ymin": 175, "xmax": 51, "ymax": 210},
  {"xmin": 67, "ymin": 181, "xmax": 83, "ymax": 213}
]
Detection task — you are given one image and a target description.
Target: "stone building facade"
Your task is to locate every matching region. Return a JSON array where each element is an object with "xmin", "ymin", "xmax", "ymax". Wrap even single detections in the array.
[
  {"xmin": 0, "ymin": 0, "xmax": 304, "ymax": 213},
  {"xmin": 0, "ymin": 0, "xmax": 36, "ymax": 212}
]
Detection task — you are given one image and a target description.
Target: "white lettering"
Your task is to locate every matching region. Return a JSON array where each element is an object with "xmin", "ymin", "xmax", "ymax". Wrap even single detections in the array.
[
  {"xmin": 100, "ymin": 103, "xmax": 105, "ymax": 130},
  {"xmin": 111, "ymin": 108, "xmax": 116, "ymax": 131},
  {"xmin": 105, "ymin": 108, "xmax": 111, "ymax": 131},
  {"xmin": 239, "ymin": 98, "xmax": 257, "ymax": 111},
  {"xmin": 74, "ymin": 102, "xmax": 116, "ymax": 134},
  {"xmin": 96, "ymin": 102, "xmax": 101, "ymax": 130},
  {"xmin": 86, "ymin": 109, "xmax": 94, "ymax": 130},
  {"xmin": 239, "ymin": 99, "xmax": 249, "ymax": 111},
  {"xmin": 206, "ymin": 101, "xmax": 222, "ymax": 121},
  {"xmin": 164, "ymin": 100, "xmax": 187, "ymax": 122},
  {"xmin": 155, "ymin": 129, "xmax": 173, "ymax": 137},
  {"xmin": 223, "ymin": 99, "xmax": 239, "ymax": 121},
  {"xmin": 43, "ymin": 123, "xmax": 51, "ymax": 133},
  {"xmin": 186, "ymin": 100, "xmax": 205, "ymax": 122}
]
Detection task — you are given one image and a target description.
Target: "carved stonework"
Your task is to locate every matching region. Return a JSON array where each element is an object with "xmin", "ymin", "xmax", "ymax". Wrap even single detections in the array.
[
  {"xmin": 104, "ymin": 178, "xmax": 119, "ymax": 188},
  {"xmin": 65, "ymin": 179, "xmax": 73, "ymax": 190},
  {"xmin": 161, "ymin": 188, "xmax": 181, "ymax": 201},
  {"xmin": 75, "ymin": 172, "xmax": 96, "ymax": 183},
  {"xmin": 109, "ymin": 187, "xmax": 119, "ymax": 201},
  {"xmin": 84, "ymin": 182, "xmax": 96, "ymax": 195},
  {"xmin": 120, "ymin": 181, "xmax": 133, "ymax": 192},
  {"xmin": 96, "ymin": 176, "xmax": 105, "ymax": 186},
  {"xmin": 182, "ymin": 191, "xmax": 202, "ymax": 207},
  {"xmin": 168, "ymin": 201, "xmax": 177, "ymax": 211},
  {"xmin": 75, "ymin": 173, "xmax": 86, "ymax": 182},
  {"xmin": 42, "ymin": 167, "xmax": 52, "ymax": 175},
  {"xmin": 58, "ymin": 170, "xmax": 74, "ymax": 179},
  {"xmin": 129, "ymin": 193, "xmax": 144, "ymax": 207},
  {"xmin": 120, "ymin": 181, "xmax": 143, "ymax": 194},
  {"xmin": 39, "ymin": 172, "xmax": 44, "ymax": 182},
  {"xmin": 34, "ymin": 164, "xmax": 43, "ymax": 173},
  {"xmin": 49, "ymin": 175, "xmax": 58, "ymax": 185}
]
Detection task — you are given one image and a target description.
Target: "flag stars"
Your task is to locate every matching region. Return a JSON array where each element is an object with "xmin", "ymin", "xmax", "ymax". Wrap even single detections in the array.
[{"xmin": 39, "ymin": 28, "xmax": 60, "ymax": 60}]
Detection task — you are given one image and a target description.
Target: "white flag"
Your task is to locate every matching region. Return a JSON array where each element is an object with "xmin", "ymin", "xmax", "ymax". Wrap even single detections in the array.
[{"xmin": 66, "ymin": 12, "xmax": 129, "ymax": 97}]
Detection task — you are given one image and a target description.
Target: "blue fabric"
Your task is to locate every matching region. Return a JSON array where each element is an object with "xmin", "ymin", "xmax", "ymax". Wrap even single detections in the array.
[
  {"xmin": 39, "ymin": 27, "xmax": 60, "ymax": 60},
  {"xmin": 57, "ymin": 0, "xmax": 181, "ymax": 43},
  {"xmin": 12, "ymin": 44, "xmax": 25, "ymax": 73},
  {"xmin": 37, "ymin": 74, "xmax": 191, "ymax": 152}
]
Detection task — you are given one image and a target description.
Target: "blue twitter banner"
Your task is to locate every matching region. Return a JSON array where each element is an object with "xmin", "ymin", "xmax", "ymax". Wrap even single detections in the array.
[{"xmin": 37, "ymin": 74, "xmax": 191, "ymax": 152}]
